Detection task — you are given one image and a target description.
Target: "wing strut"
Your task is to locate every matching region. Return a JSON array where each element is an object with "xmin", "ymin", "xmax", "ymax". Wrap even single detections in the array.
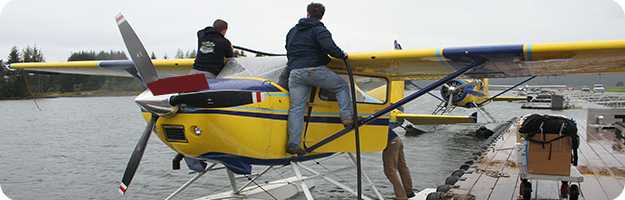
[
  {"xmin": 305, "ymin": 57, "xmax": 487, "ymax": 153},
  {"xmin": 477, "ymin": 75, "xmax": 536, "ymax": 106},
  {"xmin": 406, "ymin": 81, "xmax": 446, "ymax": 102}
]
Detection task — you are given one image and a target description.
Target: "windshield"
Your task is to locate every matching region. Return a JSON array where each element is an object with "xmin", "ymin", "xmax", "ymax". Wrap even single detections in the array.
[{"xmin": 217, "ymin": 57, "xmax": 287, "ymax": 83}]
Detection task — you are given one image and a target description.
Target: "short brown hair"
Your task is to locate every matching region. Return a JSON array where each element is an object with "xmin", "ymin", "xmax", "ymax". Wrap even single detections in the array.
[
  {"xmin": 307, "ymin": 3, "xmax": 325, "ymax": 20},
  {"xmin": 213, "ymin": 19, "xmax": 228, "ymax": 32}
]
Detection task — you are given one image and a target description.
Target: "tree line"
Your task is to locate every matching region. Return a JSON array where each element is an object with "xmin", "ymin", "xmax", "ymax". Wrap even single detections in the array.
[
  {"xmin": 1, "ymin": 46, "xmax": 256, "ymax": 99},
  {"xmin": 1, "ymin": 47, "xmax": 142, "ymax": 99}
]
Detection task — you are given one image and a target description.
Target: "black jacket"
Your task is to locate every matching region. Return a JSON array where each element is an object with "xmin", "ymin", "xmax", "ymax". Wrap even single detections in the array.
[
  {"xmin": 285, "ymin": 18, "xmax": 346, "ymax": 70},
  {"xmin": 193, "ymin": 27, "xmax": 234, "ymax": 75}
]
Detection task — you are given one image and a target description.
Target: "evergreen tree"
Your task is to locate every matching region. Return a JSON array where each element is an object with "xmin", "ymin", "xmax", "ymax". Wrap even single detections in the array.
[
  {"xmin": 22, "ymin": 46, "xmax": 33, "ymax": 62},
  {"xmin": 8, "ymin": 46, "xmax": 21, "ymax": 63},
  {"xmin": 163, "ymin": 54, "xmax": 168, "ymax": 59},
  {"xmin": 32, "ymin": 46, "xmax": 44, "ymax": 62},
  {"xmin": 151, "ymin": 52, "xmax": 157, "ymax": 59},
  {"xmin": 175, "ymin": 49, "xmax": 185, "ymax": 59},
  {"xmin": 186, "ymin": 50, "xmax": 196, "ymax": 58}
]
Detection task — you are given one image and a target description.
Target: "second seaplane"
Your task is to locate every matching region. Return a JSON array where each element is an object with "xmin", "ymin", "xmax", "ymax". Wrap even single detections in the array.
[{"xmin": 7, "ymin": 14, "xmax": 625, "ymax": 199}]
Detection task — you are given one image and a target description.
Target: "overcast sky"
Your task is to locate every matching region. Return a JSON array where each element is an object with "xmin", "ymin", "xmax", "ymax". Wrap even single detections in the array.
[{"xmin": 2, "ymin": 0, "xmax": 625, "ymax": 61}]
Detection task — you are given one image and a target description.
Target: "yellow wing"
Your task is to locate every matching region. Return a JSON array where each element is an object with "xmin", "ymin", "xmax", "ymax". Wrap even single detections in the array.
[
  {"xmin": 328, "ymin": 39, "xmax": 625, "ymax": 80},
  {"xmin": 492, "ymin": 96, "xmax": 529, "ymax": 102},
  {"xmin": 9, "ymin": 39, "xmax": 625, "ymax": 80},
  {"xmin": 9, "ymin": 59, "xmax": 193, "ymax": 77}
]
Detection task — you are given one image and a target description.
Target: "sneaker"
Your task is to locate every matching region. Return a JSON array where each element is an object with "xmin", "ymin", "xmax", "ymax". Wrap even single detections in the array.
[
  {"xmin": 286, "ymin": 144, "xmax": 306, "ymax": 155},
  {"xmin": 407, "ymin": 191, "xmax": 416, "ymax": 198},
  {"xmin": 342, "ymin": 118, "xmax": 354, "ymax": 128}
]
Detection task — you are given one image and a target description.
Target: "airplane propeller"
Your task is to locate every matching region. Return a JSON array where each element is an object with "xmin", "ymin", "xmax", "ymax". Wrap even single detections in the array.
[
  {"xmin": 119, "ymin": 115, "xmax": 158, "ymax": 194},
  {"xmin": 115, "ymin": 14, "xmax": 163, "ymax": 195},
  {"xmin": 440, "ymin": 81, "xmax": 471, "ymax": 105}
]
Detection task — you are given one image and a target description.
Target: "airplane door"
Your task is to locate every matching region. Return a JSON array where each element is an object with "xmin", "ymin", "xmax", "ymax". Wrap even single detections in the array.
[{"xmin": 302, "ymin": 75, "xmax": 390, "ymax": 153}]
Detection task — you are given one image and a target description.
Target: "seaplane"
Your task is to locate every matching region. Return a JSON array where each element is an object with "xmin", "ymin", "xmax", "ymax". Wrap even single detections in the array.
[
  {"xmin": 394, "ymin": 42, "xmax": 532, "ymax": 126},
  {"xmin": 6, "ymin": 14, "xmax": 625, "ymax": 199}
]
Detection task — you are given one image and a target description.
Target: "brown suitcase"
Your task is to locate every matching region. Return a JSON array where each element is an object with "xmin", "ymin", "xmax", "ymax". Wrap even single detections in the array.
[{"xmin": 527, "ymin": 133, "xmax": 572, "ymax": 176}]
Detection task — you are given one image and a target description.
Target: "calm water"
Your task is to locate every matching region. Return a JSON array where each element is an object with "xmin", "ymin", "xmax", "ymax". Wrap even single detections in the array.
[{"xmin": 0, "ymin": 92, "xmax": 589, "ymax": 199}]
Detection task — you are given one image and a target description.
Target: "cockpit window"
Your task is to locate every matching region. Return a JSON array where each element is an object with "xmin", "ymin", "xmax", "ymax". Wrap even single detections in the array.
[
  {"xmin": 319, "ymin": 75, "xmax": 388, "ymax": 104},
  {"xmin": 217, "ymin": 57, "xmax": 286, "ymax": 83}
]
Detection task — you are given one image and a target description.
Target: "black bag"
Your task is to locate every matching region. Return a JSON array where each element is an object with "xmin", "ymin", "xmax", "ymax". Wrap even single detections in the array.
[
  {"xmin": 519, "ymin": 114, "xmax": 577, "ymax": 136},
  {"xmin": 519, "ymin": 114, "xmax": 579, "ymax": 165}
]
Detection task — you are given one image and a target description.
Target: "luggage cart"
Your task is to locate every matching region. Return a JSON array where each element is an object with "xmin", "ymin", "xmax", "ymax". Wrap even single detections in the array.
[{"xmin": 515, "ymin": 143, "xmax": 584, "ymax": 200}]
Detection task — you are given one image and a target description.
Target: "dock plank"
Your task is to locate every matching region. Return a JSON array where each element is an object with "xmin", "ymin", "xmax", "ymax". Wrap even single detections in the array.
[
  {"xmin": 447, "ymin": 113, "xmax": 625, "ymax": 200},
  {"xmin": 451, "ymin": 126, "xmax": 515, "ymax": 197},
  {"xmin": 577, "ymin": 123, "xmax": 625, "ymax": 199},
  {"xmin": 487, "ymin": 124, "xmax": 524, "ymax": 200},
  {"xmin": 468, "ymin": 126, "xmax": 518, "ymax": 200},
  {"xmin": 575, "ymin": 145, "xmax": 610, "ymax": 200}
]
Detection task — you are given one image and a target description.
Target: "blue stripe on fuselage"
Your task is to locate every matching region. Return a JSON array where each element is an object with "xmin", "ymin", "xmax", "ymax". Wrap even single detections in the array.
[
  {"xmin": 207, "ymin": 79, "xmax": 281, "ymax": 92},
  {"xmin": 198, "ymin": 152, "xmax": 335, "ymax": 174},
  {"xmin": 178, "ymin": 109, "xmax": 389, "ymax": 126}
]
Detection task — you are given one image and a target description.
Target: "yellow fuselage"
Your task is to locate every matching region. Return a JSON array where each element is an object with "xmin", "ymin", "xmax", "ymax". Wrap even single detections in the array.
[{"xmin": 143, "ymin": 78, "xmax": 392, "ymax": 162}]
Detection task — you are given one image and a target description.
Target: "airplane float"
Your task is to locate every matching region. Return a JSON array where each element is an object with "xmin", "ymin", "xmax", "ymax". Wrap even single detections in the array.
[{"xmin": 5, "ymin": 14, "xmax": 625, "ymax": 199}]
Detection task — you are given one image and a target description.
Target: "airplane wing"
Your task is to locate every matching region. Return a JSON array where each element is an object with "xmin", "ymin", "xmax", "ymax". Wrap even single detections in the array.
[
  {"xmin": 489, "ymin": 84, "xmax": 567, "ymax": 89},
  {"xmin": 7, "ymin": 56, "xmax": 287, "ymax": 80},
  {"xmin": 328, "ymin": 40, "xmax": 625, "ymax": 80},
  {"xmin": 492, "ymin": 96, "xmax": 529, "ymax": 102},
  {"xmin": 8, "ymin": 39, "xmax": 625, "ymax": 80},
  {"xmin": 393, "ymin": 112, "xmax": 477, "ymax": 125},
  {"xmin": 7, "ymin": 59, "xmax": 193, "ymax": 78}
]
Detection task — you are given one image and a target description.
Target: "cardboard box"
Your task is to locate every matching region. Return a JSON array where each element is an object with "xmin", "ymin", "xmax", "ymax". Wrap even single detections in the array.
[{"xmin": 527, "ymin": 133, "xmax": 572, "ymax": 176}]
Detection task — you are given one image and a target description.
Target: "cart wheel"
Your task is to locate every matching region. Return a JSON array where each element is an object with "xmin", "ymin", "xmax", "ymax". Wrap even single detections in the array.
[
  {"xmin": 560, "ymin": 181, "xmax": 569, "ymax": 198},
  {"xmin": 520, "ymin": 180, "xmax": 532, "ymax": 200},
  {"xmin": 569, "ymin": 184, "xmax": 580, "ymax": 200}
]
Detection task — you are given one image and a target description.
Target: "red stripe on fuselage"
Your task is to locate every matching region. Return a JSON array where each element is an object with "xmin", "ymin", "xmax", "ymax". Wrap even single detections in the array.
[
  {"xmin": 256, "ymin": 92, "xmax": 262, "ymax": 103},
  {"xmin": 147, "ymin": 74, "xmax": 209, "ymax": 95}
]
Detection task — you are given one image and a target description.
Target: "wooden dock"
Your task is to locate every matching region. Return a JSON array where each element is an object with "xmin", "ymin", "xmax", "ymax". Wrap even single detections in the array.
[{"xmin": 443, "ymin": 116, "xmax": 625, "ymax": 200}]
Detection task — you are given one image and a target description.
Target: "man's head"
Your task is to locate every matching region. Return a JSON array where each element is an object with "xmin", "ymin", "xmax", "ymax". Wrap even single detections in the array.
[
  {"xmin": 307, "ymin": 3, "xmax": 325, "ymax": 20},
  {"xmin": 213, "ymin": 19, "xmax": 228, "ymax": 35}
]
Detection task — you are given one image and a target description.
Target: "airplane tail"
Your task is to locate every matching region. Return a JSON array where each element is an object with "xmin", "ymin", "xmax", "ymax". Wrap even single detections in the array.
[
  {"xmin": 481, "ymin": 78, "xmax": 489, "ymax": 97},
  {"xmin": 394, "ymin": 40, "xmax": 403, "ymax": 50}
]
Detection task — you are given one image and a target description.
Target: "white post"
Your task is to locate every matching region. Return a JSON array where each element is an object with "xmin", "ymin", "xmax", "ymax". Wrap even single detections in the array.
[
  {"xmin": 291, "ymin": 162, "xmax": 314, "ymax": 200},
  {"xmin": 348, "ymin": 153, "xmax": 385, "ymax": 200},
  {"xmin": 226, "ymin": 169, "xmax": 238, "ymax": 194}
]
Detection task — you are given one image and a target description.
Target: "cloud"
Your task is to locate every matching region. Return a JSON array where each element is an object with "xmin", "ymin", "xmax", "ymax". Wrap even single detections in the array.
[{"xmin": 1, "ymin": 0, "xmax": 625, "ymax": 61}]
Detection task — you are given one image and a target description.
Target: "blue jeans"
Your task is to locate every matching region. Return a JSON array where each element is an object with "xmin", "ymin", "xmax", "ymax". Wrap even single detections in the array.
[{"xmin": 287, "ymin": 66, "xmax": 353, "ymax": 146}]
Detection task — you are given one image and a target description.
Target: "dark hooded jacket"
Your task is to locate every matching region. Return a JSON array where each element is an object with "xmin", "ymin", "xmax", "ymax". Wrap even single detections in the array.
[
  {"xmin": 285, "ymin": 18, "xmax": 346, "ymax": 70},
  {"xmin": 193, "ymin": 27, "xmax": 234, "ymax": 75}
]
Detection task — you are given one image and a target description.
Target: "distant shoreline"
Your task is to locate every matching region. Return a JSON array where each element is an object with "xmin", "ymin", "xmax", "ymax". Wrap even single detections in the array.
[{"xmin": 0, "ymin": 90, "xmax": 142, "ymax": 100}]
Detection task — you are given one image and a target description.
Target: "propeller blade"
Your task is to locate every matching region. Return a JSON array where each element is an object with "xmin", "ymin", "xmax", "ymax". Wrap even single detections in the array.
[
  {"xmin": 116, "ymin": 14, "xmax": 159, "ymax": 85},
  {"xmin": 119, "ymin": 115, "xmax": 158, "ymax": 195},
  {"xmin": 170, "ymin": 90, "xmax": 263, "ymax": 108}
]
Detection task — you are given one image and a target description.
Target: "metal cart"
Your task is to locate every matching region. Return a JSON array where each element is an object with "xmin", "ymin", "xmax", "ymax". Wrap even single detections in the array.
[{"xmin": 515, "ymin": 143, "xmax": 584, "ymax": 200}]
